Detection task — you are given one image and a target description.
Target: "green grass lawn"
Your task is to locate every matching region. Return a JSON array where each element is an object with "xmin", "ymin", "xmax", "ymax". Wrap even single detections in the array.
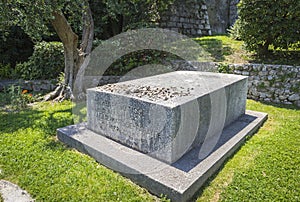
[
  {"xmin": 194, "ymin": 35, "xmax": 251, "ymax": 64},
  {"xmin": 0, "ymin": 100, "xmax": 299, "ymax": 201},
  {"xmin": 194, "ymin": 35, "xmax": 300, "ymax": 66},
  {"xmin": 0, "ymin": 101, "xmax": 161, "ymax": 201},
  {"xmin": 197, "ymin": 100, "xmax": 300, "ymax": 201}
]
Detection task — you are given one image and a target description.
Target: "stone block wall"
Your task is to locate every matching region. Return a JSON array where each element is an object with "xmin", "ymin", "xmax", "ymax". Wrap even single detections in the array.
[
  {"xmin": 6, "ymin": 63, "xmax": 294, "ymax": 108},
  {"xmin": 205, "ymin": 0, "xmax": 240, "ymax": 34},
  {"xmin": 229, "ymin": 0, "xmax": 240, "ymax": 26},
  {"xmin": 0, "ymin": 80, "xmax": 57, "ymax": 92},
  {"xmin": 98, "ymin": 63, "xmax": 300, "ymax": 107},
  {"xmin": 159, "ymin": 0, "xmax": 240, "ymax": 36},
  {"xmin": 159, "ymin": 0, "xmax": 211, "ymax": 37},
  {"xmin": 230, "ymin": 64, "xmax": 300, "ymax": 107}
]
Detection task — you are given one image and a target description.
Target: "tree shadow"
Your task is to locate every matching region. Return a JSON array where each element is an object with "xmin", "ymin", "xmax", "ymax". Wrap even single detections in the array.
[
  {"xmin": 189, "ymin": 137, "xmax": 250, "ymax": 201},
  {"xmin": 0, "ymin": 107, "xmax": 44, "ymax": 133},
  {"xmin": 250, "ymin": 99, "xmax": 300, "ymax": 110},
  {"xmin": 193, "ymin": 38, "xmax": 233, "ymax": 62},
  {"xmin": 44, "ymin": 138, "xmax": 71, "ymax": 151},
  {"xmin": 249, "ymin": 50, "xmax": 300, "ymax": 66},
  {"xmin": 0, "ymin": 105, "xmax": 74, "ymax": 137},
  {"xmin": 36, "ymin": 108, "xmax": 74, "ymax": 138}
]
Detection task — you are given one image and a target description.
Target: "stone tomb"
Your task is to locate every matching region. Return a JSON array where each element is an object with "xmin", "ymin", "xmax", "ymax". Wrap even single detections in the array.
[
  {"xmin": 58, "ymin": 71, "xmax": 267, "ymax": 201},
  {"xmin": 87, "ymin": 71, "xmax": 247, "ymax": 164}
]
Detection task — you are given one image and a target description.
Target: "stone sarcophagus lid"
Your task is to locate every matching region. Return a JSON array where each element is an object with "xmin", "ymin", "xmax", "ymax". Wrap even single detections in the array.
[{"xmin": 87, "ymin": 71, "xmax": 248, "ymax": 164}]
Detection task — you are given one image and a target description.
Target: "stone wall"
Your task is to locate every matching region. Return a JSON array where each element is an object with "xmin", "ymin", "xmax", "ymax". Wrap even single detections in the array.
[
  {"xmin": 5, "ymin": 63, "xmax": 297, "ymax": 108},
  {"xmin": 98, "ymin": 63, "xmax": 300, "ymax": 108},
  {"xmin": 159, "ymin": 0, "xmax": 240, "ymax": 36},
  {"xmin": 229, "ymin": 0, "xmax": 240, "ymax": 26},
  {"xmin": 205, "ymin": 0, "xmax": 240, "ymax": 34},
  {"xmin": 0, "ymin": 80, "xmax": 57, "ymax": 92},
  {"xmin": 230, "ymin": 64, "xmax": 300, "ymax": 107},
  {"xmin": 159, "ymin": 0, "xmax": 211, "ymax": 37}
]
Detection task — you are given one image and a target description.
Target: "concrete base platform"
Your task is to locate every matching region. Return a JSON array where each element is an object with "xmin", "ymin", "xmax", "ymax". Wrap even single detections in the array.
[{"xmin": 57, "ymin": 110, "xmax": 267, "ymax": 202}]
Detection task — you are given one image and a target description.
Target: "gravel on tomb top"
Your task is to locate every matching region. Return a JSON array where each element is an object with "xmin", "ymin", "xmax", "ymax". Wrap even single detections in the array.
[{"xmin": 96, "ymin": 83, "xmax": 193, "ymax": 101}]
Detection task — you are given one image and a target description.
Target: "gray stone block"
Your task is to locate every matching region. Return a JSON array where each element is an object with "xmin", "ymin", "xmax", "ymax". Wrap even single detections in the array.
[
  {"xmin": 57, "ymin": 110, "xmax": 268, "ymax": 202},
  {"xmin": 87, "ymin": 71, "xmax": 248, "ymax": 164}
]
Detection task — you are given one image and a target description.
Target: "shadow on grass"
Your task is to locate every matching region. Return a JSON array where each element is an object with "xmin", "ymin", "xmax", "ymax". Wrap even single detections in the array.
[
  {"xmin": 249, "ymin": 99, "xmax": 300, "ymax": 110},
  {"xmin": 193, "ymin": 38, "xmax": 233, "ymax": 62},
  {"xmin": 0, "ymin": 105, "xmax": 74, "ymax": 137},
  {"xmin": 249, "ymin": 50, "xmax": 300, "ymax": 66},
  {"xmin": 44, "ymin": 139, "xmax": 70, "ymax": 151},
  {"xmin": 0, "ymin": 108, "xmax": 43, "ymax": 133},
  {"xmin": 191, "ymin": 134, "xmax": 255, "ymax": 201}
]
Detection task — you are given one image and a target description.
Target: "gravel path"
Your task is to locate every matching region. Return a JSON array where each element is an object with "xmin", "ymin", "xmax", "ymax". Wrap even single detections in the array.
[{"xmin": 0, "ymin": 180, "xmax": 34, "ymax": 202}]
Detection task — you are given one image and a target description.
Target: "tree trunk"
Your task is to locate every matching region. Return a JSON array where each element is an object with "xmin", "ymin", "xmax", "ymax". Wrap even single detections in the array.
[
  {"xmin": 46, "ymin": 1, "xmax": 94, "ymax": 101},
  {"xmin": 258, "ymin": 37, "xmax": 272, "ymax": 56},
  {"xmin": 51, "ymin": 11, "xmax": 79, "ymax": 90}
]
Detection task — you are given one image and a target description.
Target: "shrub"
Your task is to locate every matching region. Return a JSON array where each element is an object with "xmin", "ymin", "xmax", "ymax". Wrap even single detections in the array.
[
  {"xmin": 5, "ymin": 85, "xmax": 39, "ymax": 110},
  {"xmin": 228, "ymin": 19, "xmax": 242, "ymax": 40},
  {"xmin": 0, "ymin": 63, "xmax": 17, "ymax": 79},
  {"xmin": 16, "ymin": 41, "xmax": 64, "ymax": 80},
  {"xmin": 0, "ymin": 26, "xmax": 34, "ymax": 67},
  {"xmin": 236, "ymin": 0, "xmax": 300, "ymax": 54},
  {"xmin": 218, "ymin": 63, "xmax": 233, "ymax": 74},
  {"xmin": 105, "ymin": 49, "xmax": 180, "ymax": 76}
]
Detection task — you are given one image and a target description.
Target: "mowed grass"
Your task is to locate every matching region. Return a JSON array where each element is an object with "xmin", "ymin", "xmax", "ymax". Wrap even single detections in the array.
[
  {"xmin": 193, "ymin": 35, "xmax": 251, "ymax": 64},
  {"xmin": 197, "ymin": 100, "xmax": 300, "ymax": 201},
  {"xmin": 0, "ymin": 101, "xmax": 160, "ymax": 201},
  {"xmin": 0, "ymin": 99, "xmax": 299, "ymax": 201},
  {"xmin": 193, "ymin": 35, "xmax": 300, "ymax": 66}
]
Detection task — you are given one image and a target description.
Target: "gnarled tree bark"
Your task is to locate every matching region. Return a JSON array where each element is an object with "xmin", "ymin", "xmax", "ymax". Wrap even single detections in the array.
[{"xmin": 45, "ymin": 1, "xmax": 94, "ymax": 101}]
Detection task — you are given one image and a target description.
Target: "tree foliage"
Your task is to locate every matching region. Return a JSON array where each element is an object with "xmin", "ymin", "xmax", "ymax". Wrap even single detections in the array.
[
  {"xmin": 0, "ymin": 0, "xmax": 83, "ymax": 41},
  {"xmin": 0, "ymin": 26, "xmax": 33, "ymax": 67},
  {"xmin": 16, "ymin": 41, "xmax": 64, "ymax": 80},
  {"xmin": 236, "ymin": 0, "xmax": 300, "ymax": 54},
  {"xmin": 0, "ymin": 0, "xmax": 174, "ymax": 100},
  {"xmin": 91, "ymin": 0, "xmax": 174, "ymax": 39},
  {"xmin": 0, "ymin": 0, "xmax": 94, "ymax": 101}
]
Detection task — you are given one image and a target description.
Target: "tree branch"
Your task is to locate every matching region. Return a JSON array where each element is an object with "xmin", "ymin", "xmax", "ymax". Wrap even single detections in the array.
[
  {"xmin": 51, "ymin": 11, "xmax": 78, "ymax": 46},
  {"xmin": 80, "ymin": 1, "xmax": 94, "ymax": 55}
]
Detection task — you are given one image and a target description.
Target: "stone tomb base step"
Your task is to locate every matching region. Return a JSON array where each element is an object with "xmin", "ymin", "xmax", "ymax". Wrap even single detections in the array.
[{"xmin": 57, "ymin": 110, "xmax": 267, "ymax": 202}]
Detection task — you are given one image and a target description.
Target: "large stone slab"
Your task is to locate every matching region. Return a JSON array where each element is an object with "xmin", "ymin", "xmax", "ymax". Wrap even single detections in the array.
[
  {"xmin": 57, "ymin": 110, "xmax": 268, "ymax": 202},
  {"xmin": 87, "ymin": 71, "xmax": 248, "ymax": 164}
]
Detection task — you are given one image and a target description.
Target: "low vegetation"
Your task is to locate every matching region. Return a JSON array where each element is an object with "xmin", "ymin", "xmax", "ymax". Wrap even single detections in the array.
[
  {"xmin": 194, "ymin": 35, "xmax": 300, "ymax": 66},
  {"xmin": 0, "ymin": 101, "xmax": 160, "ymax": 201},
  {"xmin": 1, "ymin": 35, "xmax": 299, "ymax": 80},
  {"xmin": 194, "ymin": 35, "xmax": 251, "ymax": 64},
  {"xmin": 197, "ymin": 100, "xmax": 300, "ymax": 201},
  {"xmin": 0, "ymin": 98, "xmax": 299, "ymax": 201}
]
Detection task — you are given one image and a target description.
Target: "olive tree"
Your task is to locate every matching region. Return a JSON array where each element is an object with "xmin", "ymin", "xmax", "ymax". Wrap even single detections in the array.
[
  {"xmin": 1, "ymin": 0, "xmax": 174, "ymax": 100},
  {"xmin": 1, "ymin": 0, "xmax": 94, "ymax": 100}
]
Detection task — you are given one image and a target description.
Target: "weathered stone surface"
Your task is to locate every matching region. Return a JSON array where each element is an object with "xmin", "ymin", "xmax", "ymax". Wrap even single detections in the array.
[
  {"xmin": 0, "ymin": 79, "xmax": 56, "ymax": 92},
  {"xmin": 159, "ymin": 0, "xmax": 211, "ymax": 37},
  {"xmin": 288, "ymin": 94, "xmax": 300, "ymax": 101},
  {"xmin": 87, "ymin": 71, "xmax": 248, "ymax": 164},
  {"xmin": 230, "ymin": 64, "xmax": 300, "ymax": 107}
]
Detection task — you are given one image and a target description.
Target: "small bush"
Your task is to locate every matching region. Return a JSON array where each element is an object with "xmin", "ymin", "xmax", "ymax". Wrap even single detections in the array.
[
  {"xmin": 105, "ymin": 49, "xmax": 180, "ymax": 76},
  {"xmin": 16, "ymin": 41, "xmax": 64, "ymax": 80},
  {"xmin": 228, "ymin": 19, "xmax": 242, "ymax": 40},
  {"xmin": 218, "ymin": 63, "xmax": 233, "ymax": 74},
  {"xmin": 5, "ymin": 85, "xmax": 39, "ymax": 110},
  {"xmin": 0, "ymin": 63, "xmax": 17, "ymax": 79}
]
